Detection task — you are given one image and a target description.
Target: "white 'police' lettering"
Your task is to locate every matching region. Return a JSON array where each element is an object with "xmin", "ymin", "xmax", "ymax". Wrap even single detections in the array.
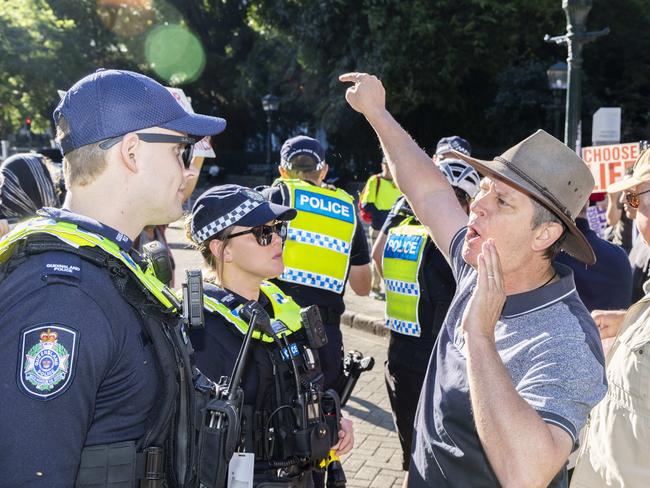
[
  {"xmin": 298, "ymin": 194, "xmax": 351, "ymax": 218},
  {"xmin": 387, "ymin": 237, "xmax": 419, "ymax": 256}
]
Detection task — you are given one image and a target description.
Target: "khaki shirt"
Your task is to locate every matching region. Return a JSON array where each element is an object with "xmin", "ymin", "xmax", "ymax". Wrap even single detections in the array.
[{"xmin": 572, "ymin": 296, "xmax": 650, "ymax": 488}]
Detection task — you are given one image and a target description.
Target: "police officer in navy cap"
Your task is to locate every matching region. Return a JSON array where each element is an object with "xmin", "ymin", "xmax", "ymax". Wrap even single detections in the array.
[
  {"xmin": 0, "ymin": 69, "xmax": 226, "ymax": 486},
  {"xmin": 263, "ymin": 136, "xmax": 372, "ymax": 395},
  {"xmin": 185, "ymin": 184, "xmax": 354, "ymax": 486}
]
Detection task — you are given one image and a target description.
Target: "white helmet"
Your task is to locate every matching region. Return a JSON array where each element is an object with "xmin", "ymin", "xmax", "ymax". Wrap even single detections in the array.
[{"xmin": 436, "ymin": 158, "xmax": 480, "ymax": 198}]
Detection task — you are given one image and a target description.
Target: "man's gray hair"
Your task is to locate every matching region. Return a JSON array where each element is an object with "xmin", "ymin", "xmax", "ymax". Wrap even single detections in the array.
[{"xmin": 530, "ymin": 199, "xmax": 566, "ymax": 260}]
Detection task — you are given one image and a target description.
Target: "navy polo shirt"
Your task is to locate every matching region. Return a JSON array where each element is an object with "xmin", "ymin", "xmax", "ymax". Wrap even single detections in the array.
[
  {"xmin": 409, "ymin": 228, "xmax": 607, "ymax": 487},
  {"xmin": 555, "ymin": 217, "xmax": 632, "ymax": 311},
  {"xmin": 0, "ymin": 209, "xmax": 160, "ymax": 486},
  {"xmin": 265, "ymin": 182, "xmax": 371, "ymax": 318}
]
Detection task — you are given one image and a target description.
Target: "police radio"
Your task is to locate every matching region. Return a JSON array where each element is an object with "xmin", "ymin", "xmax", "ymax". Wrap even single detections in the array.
[
  {"xmin": 182, "ymin": 269, "xmax": 204, "ymax": 329},
  {"xmin": 197, "ymin": 300, "xmax": 270, "ymax": 488},
  {"xmin": 300, "ymin": 305, "xmax": 328, "ymax": 349},
  {"xmin": 258, "ymin": 318, "xmax": 339, "ymax": 467}
]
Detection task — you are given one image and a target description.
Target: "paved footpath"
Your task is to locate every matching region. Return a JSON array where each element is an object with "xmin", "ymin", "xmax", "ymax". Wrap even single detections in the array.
[
  {"xmin": 338, "ymin": 327, "xmax": 405, "ymax": 488},
  {"xmin": 167, "ymin": 220, "xmax": 405, "ymax": 488}
]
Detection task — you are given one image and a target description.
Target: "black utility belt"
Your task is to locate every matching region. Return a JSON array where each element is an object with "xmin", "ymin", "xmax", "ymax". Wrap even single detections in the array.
[{"xmin": 76, "ymin": 441, "xmax": 165, "ymax": 488}]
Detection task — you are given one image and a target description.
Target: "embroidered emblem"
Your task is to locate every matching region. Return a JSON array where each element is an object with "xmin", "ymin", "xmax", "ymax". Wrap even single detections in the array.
[{"xmin": 19, "ymin": 325, "xmax": 78, "ymax": 400}]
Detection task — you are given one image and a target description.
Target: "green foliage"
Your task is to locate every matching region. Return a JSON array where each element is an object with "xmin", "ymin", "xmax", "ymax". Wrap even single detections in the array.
[
  {"xmin": 1, "ymin": 0, "xmax": 649, "ymax": 172},
  {"xmin": 0, "ymin": 0, "xmax": 75, "ymax": 134}
]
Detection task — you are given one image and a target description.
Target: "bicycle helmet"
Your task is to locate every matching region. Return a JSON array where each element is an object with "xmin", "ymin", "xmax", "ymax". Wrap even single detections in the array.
[{"xmin": 435, "ymin": 158, "xmax": 480, "ymax": 198}]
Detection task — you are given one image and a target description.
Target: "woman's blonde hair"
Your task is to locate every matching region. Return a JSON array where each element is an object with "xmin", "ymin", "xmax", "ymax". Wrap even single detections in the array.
[{"xmin": 184, "ymin": 214, "xmax": 234, "ymax": 284}]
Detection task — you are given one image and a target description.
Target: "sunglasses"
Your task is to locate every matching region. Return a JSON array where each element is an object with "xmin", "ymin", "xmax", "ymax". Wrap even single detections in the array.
[
  {"xmin": 99, "ymin": 133, "xmax": 201, "ymax": 169},
  {"xmin": 227, "ymin": 222, "xmax": 288, "ymax": 246},
  {"xmin": 624, "ymin": 189, "xmax": 650, "ymax": 209}
]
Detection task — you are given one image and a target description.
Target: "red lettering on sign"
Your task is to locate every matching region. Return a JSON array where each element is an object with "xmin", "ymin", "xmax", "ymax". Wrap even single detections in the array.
[{"xmin": 582, "ymin": 143, "xmax": 641, "ymax": 193}]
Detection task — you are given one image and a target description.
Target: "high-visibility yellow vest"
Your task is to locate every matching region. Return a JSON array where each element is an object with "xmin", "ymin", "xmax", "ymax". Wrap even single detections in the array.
[
  {"xmin": 360, "ymin": 175, "xmax": 401, "ymax": 211},
  {"xmin": 0, "ymin": 217, "xmax": 177, "ymax": 311},
  {"xmin": 203, "ymin": 281, "xmax": 302, "ymax": 343},
  {"xmin": 382, "ymin": 216, "xmax": 428, "ymax": 336},
  {"xmin": 276, "ymin": 179, "xmax": 357, "ymax": 294}
]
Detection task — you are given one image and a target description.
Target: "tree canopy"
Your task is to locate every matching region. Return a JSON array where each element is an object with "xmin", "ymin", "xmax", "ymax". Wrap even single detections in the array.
[{"xmin": 1, "ymin": 0, "xmax": 648, "ymax": 176}]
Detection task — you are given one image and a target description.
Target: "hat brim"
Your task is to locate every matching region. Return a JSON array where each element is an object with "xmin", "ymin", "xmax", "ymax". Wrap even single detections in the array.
[
  {"xmin": 607, "ymin": 175, "xmax": 642, "ymax": 193},
  {"xmin": 237, "ymin": 201, "xmax": 297, "ymax": 229},
  {"xmin": 451, "ymin": 149, "xmax": 596, "ymax": 265},
  {"xmin": 161, "ymin": 112, "xmax": 227, "ymax": 137}
]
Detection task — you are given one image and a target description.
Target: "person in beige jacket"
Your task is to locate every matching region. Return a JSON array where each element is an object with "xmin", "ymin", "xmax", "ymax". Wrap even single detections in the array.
[{"xmin": 572, "ymin": 148, "xmax": 650, "ymax": 488}]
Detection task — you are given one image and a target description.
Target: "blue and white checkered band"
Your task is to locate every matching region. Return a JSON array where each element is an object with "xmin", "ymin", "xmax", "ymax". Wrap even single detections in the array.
[
  {"xmin": 384, "ymin": 278, "xmax": 420, "ymax": 296},
  {"xmin": 287, "ymin": 228, "xmax": 350, "ymax": 255},
  {"xmin": 280, "ymin": 267, "xmax": 345, "ymax": 293},
  {"xmin": 385, "ymin": 317, "xmax": 421, "ymax": 337},
  {"xmin": 193, "ymin": 199, "xmax": 263, "ymax": 242},
  {"xmin": 271, "ymin": 293, "xmax": 289, "ymax": 304}
]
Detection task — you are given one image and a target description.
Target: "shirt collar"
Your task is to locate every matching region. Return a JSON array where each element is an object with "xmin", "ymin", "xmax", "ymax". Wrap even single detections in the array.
[
  {"xmin": 501, "ymin": 263, "xmax": 577, "ymax": 318},
  {"xmin": 39, "ymin": 207, "xmax": 133, "ymax": 251}
]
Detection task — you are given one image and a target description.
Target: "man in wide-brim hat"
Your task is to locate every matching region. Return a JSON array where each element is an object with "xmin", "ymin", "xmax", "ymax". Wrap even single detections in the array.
[{"xmin": 339, "ymin": 72, "xmax": 607, "ymax": 488}]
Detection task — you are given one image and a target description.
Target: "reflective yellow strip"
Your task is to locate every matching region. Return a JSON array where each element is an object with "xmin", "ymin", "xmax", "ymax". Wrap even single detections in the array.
[{"xmin": 0, "ymin": 218, "xmax": 176, "ymax": 311}]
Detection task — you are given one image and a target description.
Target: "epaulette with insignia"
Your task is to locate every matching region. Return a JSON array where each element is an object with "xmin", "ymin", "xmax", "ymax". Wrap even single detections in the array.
[{"xmin": 41, "ymin": 253, "xmax": 82, "ymax": 282}]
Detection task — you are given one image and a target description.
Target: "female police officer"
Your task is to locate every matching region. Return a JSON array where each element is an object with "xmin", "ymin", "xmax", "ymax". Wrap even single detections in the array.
[{"xmin": 186, "ymin": 184, "xmax": 353, "ymax": 487}]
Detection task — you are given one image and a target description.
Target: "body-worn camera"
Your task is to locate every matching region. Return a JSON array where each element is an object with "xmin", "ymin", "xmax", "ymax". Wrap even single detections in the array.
[
  {"xmin": 182, "ymin": 269, "xmax": 204, "ymax": 329},
  {"xmin": 142, "ymin": 240, "xmax": 173, "ymax": 285}
]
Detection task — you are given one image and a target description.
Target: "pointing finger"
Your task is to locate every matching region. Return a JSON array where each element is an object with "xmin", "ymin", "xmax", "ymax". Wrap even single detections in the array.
[{"xmin": 339, "ymin": 72, "xmax": 367, "ymax": 83}]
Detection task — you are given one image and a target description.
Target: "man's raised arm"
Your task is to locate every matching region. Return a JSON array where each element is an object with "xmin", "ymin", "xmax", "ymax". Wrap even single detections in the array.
[{"xmin": 339, "ymin": 72, "xmax": 468, "ymax": 257}]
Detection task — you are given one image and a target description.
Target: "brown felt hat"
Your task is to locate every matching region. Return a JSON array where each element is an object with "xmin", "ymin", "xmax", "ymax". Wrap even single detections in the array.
[{"xmin": 451, "ymin": 129, "xmax": 596, "ymax": 265}]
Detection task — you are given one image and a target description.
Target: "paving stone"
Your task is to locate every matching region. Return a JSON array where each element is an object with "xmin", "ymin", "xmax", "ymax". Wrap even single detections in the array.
[
  {"xmin": 370, "ymin": 474, "xmax": 397, "ymax": 487},
  {"xmin": 353, "ymin": 465, "xmax": 381, "ymax": 481}
]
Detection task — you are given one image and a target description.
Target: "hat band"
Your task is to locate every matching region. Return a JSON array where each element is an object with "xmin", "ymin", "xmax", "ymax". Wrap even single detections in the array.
[
  {"xmin": 494, "ymin": 156, "xmax": 573, "ymax": 220},
  {"xmin": 193, "ymin": 199, "xmax": 263, "ymax": 242}
]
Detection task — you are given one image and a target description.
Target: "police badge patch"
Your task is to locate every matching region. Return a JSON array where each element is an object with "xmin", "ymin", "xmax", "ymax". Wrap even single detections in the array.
[{"xmin": 18, "ymin": 324, "xmax": 78, "ymax": 400}]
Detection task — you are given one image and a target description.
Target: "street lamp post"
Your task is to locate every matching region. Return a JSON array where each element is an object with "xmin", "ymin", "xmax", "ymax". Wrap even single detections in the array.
[
  {"xmin": 546, "ymin": 61, "xmax": 568, "ymax": 140},
  {"xmin": 261, "ymin": 94, "xmax": 279, "ymax": 168},
  {"xmin": 545, "ymin": 0, "xmax": 608, "ymax": 150}
]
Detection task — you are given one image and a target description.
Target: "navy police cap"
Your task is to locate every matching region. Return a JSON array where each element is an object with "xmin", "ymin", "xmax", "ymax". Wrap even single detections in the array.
[
  {"xmin": 54, "ymin": 69, "xmax": 227, "ymax": 155},
  {"xmin": 280, "ymin": 135, "xmax": 325, "ymax": 170},
  {"xmin": 190, "ymin": 184, "xmax": 296, "ymax": 243},
  {"xmin": 435, "ymin": 136, "xmax": 471, "ymax": 157}
]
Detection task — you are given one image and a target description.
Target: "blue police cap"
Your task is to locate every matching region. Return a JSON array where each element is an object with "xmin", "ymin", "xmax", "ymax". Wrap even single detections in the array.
[
  {"xmin": 280, "ymin": 135, "xmax": 325, "ymax": 170},
  {"xmin": 435, "ymin": 136, "xmax": 471, "ymax": 157},
  {"xmin": 190, "ymin": 184, "xmax": 296, "ymax": 243},
  {"xmin": 54, "ymin": 69, "xmax": 227, "ymax": 155}
]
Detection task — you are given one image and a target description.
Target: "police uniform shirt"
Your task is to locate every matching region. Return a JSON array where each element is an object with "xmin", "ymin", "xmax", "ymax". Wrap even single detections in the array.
[
  {"xmin": 266, "ymin": 182, "xmax": 371, "ymax": 317},
  {"xmin": 0, "ymin": 208, "xmax": 160, "ymax": 487},
  {"xmin": 188, "ymin": 284, "xmax": 275, "ymax": 403},
  {"xmin": 381, "ymin": 197, "xmax": 456, "ymax": 368}
]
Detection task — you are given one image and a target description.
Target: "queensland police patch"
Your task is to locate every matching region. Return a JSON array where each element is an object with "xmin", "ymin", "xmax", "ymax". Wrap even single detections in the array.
[{"xmin": 18, "ymin": 324, "xmax": 78, "ymax": 400}]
